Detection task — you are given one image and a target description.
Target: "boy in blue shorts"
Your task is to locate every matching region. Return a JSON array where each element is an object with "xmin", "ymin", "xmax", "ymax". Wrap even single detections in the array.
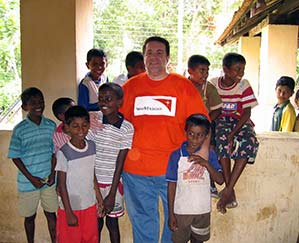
[
  {"xmin": 8, "ymin": 87, "xmax": 58, "ymax": 243},
  {"xmin": 87, "ymin": 83, "xmax": 134, "ymax": 243},
  {"xmin": 166, "ymin": 114, "xmax": 223, "ymax": 243}
]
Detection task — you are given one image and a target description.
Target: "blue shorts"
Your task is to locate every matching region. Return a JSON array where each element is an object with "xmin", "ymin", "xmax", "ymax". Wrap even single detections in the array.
[{"xmin": 215, "ymin": 117, "xmax": 259, "ymax": 164}]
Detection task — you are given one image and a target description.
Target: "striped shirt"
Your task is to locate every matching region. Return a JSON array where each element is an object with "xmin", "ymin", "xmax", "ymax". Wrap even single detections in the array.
[
  {"xmin": 87, "ymin": 111, "xmax": 134, "ymax": 184},
  {"xmin": 53, "ymin": 123, "xmax": 71, "ymax": 154},
  {"xmin": 210, "ymin": 77, "xmax": 258, "ymax": 119},
  {"xmin": 7, "ymin": 116, "xmax": 56, "ymax": 192}
]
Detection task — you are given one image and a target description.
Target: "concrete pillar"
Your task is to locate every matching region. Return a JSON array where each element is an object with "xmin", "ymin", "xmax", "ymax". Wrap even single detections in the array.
[
  {"xmin": 259, "ymin": 25, "xmax": 298, "ymax": 106},
  {"xmin": 238, "ymin": 36, "xmax": 261, "ymax": 97},
  {"xmin": 20, "ymin": 0, "xmax": 93, "ymax": 120}
]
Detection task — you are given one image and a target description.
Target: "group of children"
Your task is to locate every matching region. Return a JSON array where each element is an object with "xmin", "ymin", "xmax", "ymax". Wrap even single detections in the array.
[
  {"xmin": 7, "ymin": 46, "xmax": 298, "ymax": 243},
  {"xmin": 8, "ymin": 82, "xmax": 133, "ymax": 242}
]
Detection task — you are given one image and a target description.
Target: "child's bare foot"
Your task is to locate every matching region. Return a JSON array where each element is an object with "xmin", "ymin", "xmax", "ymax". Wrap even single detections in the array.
[
  {"xmin": 219, "ymin": 188, "xmax": 238, "ymax": 209},
  {"xmin": 217, "ymin": 200, "xmax": 227, "ymax": 214},
  {"xmin": 226, "ymin": 192, "xmax": 238, "ymax": 208}
]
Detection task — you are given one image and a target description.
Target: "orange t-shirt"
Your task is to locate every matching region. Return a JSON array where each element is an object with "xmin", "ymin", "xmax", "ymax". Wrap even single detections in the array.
[{"xmin": 120, "ymin": 72, "xmax": 209, "ymax": 176}]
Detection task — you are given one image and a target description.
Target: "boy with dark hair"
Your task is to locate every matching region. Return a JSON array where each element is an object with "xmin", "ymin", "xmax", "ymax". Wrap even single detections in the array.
[
  {"xmin": 8, "ymin": 87, "xmax": 58, "ymax": 243},
  {"xmin": 87, "ymin": 82, "xmax": 134, "ymax": 243},
  {"xmin": 120, "ymin": 36, "xmax": 208, "ymax": 243},
  {"xmin": 210, "ymin": 52, "xmax": 259, "ymax": 213},
  {"xmin": 271, "ymin": 76, "xmax": 296, "ymax": 132},
  {"xmin": 166, "ymin": 114, "xmax": 223, "ymax": 243},
  {"xmin": 113, "ymin": 51, "xmax": 146, "ymax": 85},
  {"xmin": 52, "ymin": 97, "xmax": 75, "ymax": 153},
  {"xmin": 78, "ymin": 48, "xmax": 109, "ymax": 111},
  {"xmin": 188, "ymin": 54, "xmax": 223, "ymax": 198},
  {"xmin": 55, "ymin": 105, "xmax": 103, "ymax": 243}
]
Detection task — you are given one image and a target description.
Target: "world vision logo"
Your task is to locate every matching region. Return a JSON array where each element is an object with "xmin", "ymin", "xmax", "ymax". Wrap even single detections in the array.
[{"xmin": 134, "ymin": 96, "xmax": 177, "ymax": 116}]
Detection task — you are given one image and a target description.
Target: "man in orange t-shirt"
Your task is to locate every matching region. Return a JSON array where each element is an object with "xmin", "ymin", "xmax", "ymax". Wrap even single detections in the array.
[{"xmin": 120, "ymin": 36, "xmax": 209, "ymax": 243}]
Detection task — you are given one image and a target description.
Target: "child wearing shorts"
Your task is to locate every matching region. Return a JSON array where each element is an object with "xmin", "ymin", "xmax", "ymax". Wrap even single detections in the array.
[
  {"xmin": 87, "ymin": 83, "xmax": 134, "ymax": 243},
  {"xmin": 55, "ymin": 106, "xmax": 103, "ymax": 243},
  {"xmin": 166, "ymin": 114, "xmax": 223, "ymax": 243},
  {"xmin": 8, "ymin": 87, "xmax": 58, "ymax": 243},
  {"xmin": 210, "ymin": 53, "xmax": 259, "ymax": 213}
]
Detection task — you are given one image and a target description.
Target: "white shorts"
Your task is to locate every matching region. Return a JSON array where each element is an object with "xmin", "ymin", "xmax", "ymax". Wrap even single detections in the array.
[{"xmin": 98, "ymin": 181, "xmax": 124, "ymax": 218}]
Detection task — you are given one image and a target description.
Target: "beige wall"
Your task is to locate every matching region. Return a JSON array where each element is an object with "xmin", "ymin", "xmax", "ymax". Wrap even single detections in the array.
[
  {"xmin": 1, "ymin": 131, "xmax": 298, "ymax": 242},
  {"xmin": 238, "ymin": 36, "xmax": 261, "ymax": 97},
  {"xmin": 20, "ymin": 0, "xmax": 93, "ymax": 121},
  {"xmin": 259, "ymin": 25, "xmax": 298, "ymax": 106}
]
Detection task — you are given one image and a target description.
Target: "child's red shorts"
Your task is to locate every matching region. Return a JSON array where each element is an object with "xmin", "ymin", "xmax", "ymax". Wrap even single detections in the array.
[{"xmin": 56, "ymin": 204, "xmax": 98, "ymax": 243}]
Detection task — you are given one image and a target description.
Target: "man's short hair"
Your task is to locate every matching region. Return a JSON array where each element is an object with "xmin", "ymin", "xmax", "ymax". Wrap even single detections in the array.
[
  {"xmin": 142, "ymin": 36, "xmax": 170, "ymax": 56},
  {"xmin": 185, "ymin": 113, "xmax": 211, "ymax": 135},
  {"xmin": 276, "ymin": 76, "xmax": 295, "ymax": 91},
  {"xmin": 222, "ymin": 52, "xmax": 246, "ymax": 68},
  {"xmin": 21, "ymin": 87, "xmax": 44, "ymax": 106},
  {"xmin": 125, "ymin": 51, "xmax": 144, "ymax": 69},
  {"xmin": 86, "ymin": 48, "xmax": 107, "ymax": 63},
  {"xmin": 52, "ymin": 97, "xmax": 75, "ymax": 120},
  {"xmin": 64, "ymin": 105, "xmax": 90, "ymax": 125},
  {"xmin": 98, "ymin": 83, "xmax": 123, "ymax": 100},
  {"xmin": 188, "ymin": 55, "xmax": 210, "ymax": 69}
]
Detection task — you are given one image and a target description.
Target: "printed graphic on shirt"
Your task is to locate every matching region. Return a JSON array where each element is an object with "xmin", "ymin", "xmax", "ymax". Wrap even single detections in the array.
[
  {"xmin": 223, "ymin": 102, "xmax": 237, "ymax": 111},
  {"xmin": 134, "ymin": 96, "xmax": 176, "ymax": 116},
  {"xmin": 179, "ymin": 161, "xmax": 207, "ymax": 184},
  {"xmin": 183, "ymin": 164, "xmax": 205, "ymax": 181}
]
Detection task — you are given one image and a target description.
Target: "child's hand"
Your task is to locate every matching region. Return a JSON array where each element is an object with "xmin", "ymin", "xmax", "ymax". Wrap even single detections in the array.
[
  {"xmin": 89, "ymin": 112, "xmax": 104, "ymax": 132},
  {"xmin": 188, "ymin": 154, "xmax": 208, "ymax": 167},
  {"xmin": 46, "ymin": 173, "xmax": 55, "ymax": 186},
  {"xmin": 66, "ymin": 212, "xmax": 78, "ymax": 226},
  {"xmin": 30, "ymin": 176, "xmax": 46, "ymax": 188},
  {"xmin": 227, "ymin": 133, "xmax": 234, "ymax": 153},
  {"xmin": 168, "ymin": 213, "xmax": 178, "ymax": 232},
  {"xmin": 103, "ymin": 194, "xmax": 115, "ymax": 214},
  {"xmin": 97, "ymin": 200, "xmax": 105, "ymax": 218}
]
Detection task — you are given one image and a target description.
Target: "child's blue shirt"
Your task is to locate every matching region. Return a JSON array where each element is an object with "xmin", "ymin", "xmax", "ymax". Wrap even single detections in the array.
[
  {"xmin": 8, "ymin": 115, "xmax": 56, "ymax": 192},
  {"xmin": 166, "ymin": 141, "xmax": 222, "ymax": 182}
]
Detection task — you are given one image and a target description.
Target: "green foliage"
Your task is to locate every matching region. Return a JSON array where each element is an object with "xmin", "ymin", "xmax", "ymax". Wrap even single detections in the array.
[
  {"xmin": 0, "ymin": 0, "xmax": 20, "ymax": 114},
  {"xmin": 93, "ymin": 0, "xmax": 239, "ymax": 77}
]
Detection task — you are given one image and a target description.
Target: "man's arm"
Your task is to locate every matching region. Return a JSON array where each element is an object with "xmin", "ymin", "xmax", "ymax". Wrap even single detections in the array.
[
  {"xmin": 209, "ymin": 108, "xmax": 222, "ymax": 121},
  {"xmin": 194, "ymin": 129, "xmax": 211, "ymax": 160}
]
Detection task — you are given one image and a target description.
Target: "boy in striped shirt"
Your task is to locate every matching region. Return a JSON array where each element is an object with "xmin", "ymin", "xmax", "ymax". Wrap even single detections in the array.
[
  {"xmin": 8, "ymin": 87, "xmax": 58, "ymax": 243},
  {"xmin": 210, "ymin": 53, "xmax": 259, "ymax": 214},
  {"xmin": 87, "ymin": 83, "xmax": 134, "ymax": 243}
]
